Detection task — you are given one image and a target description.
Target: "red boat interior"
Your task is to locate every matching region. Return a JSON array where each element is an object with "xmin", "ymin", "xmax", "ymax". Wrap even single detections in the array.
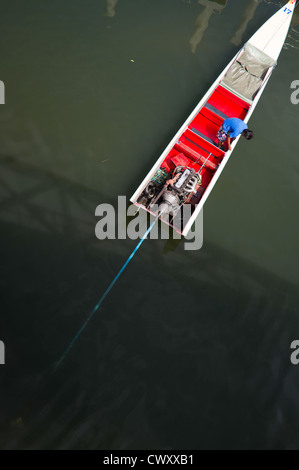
[{"xmin": 160, "ymin": 84, "xmax": 250, "ymax": 200}]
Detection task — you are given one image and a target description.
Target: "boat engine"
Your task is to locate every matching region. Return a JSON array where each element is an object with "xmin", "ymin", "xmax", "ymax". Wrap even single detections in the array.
[{"xmin": 158, "ymin": 167, "xmax": 201, "ymax": 216}]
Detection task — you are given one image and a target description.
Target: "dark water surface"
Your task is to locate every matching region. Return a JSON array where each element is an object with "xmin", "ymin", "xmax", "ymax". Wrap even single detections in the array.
[{"xmin": 0, "ymin": 0, "xmax": 299, "ymax": 450}]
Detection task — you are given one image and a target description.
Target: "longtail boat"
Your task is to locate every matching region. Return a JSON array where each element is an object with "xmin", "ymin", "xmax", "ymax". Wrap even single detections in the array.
[{"xmin": 130, "ymin": 1, "xmax": 296, "ymax": 236}]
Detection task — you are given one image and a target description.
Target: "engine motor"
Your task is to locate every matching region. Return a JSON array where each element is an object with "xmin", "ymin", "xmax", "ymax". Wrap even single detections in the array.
[{"xmin": 158, "ymin": 167, "xmax": 201, "ymax": 216}]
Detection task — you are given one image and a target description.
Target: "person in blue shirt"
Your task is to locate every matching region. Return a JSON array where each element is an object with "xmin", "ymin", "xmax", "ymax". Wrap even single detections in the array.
[{"xmin": 217, "ymin": 118, "xmax": 254, "ymax": 151}]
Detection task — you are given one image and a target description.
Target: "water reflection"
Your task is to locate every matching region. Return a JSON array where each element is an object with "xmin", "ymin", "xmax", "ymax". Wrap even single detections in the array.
[
  {"xmin": 190, "ymin": 0, "xmax": 228, "ymax": 54},
  {"xmin": 2, "ymin": 223, "xmax": 299, "ymax": 450},
  {"xmin": 230, "ymin": 0, "xmax": 299, "ymax": 49},
  {"xmin": 230, "ymin": 0, "xmax": 262, "ymax": 46},
  {"xmin": 105, "ymin": 0, "xmax": 119, "ymax": 18},
  {"xmin": 190, "ymin": 0, "xmax": 299, "ymax": 53},
  {"xmin": 0, "ymin": 155, "xmax": 99, "ymax": 239}
]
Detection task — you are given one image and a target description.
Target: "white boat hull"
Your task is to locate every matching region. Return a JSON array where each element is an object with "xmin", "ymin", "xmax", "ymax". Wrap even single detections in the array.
[{"xmin": 130, "ymin": 1, "xmax": 296, "ymax": 237}]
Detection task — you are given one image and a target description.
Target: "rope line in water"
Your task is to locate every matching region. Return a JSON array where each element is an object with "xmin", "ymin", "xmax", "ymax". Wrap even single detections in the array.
[
  {"xmin": 15, "ymin": 218, "xmax": 158, "ymax": 423},
  {"xmin": 54, "ymin": 218, "xmax": 157, "ymax": 371}
]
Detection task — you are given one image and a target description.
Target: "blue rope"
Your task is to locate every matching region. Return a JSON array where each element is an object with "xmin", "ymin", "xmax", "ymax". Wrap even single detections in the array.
[{"xmin": 54, "ymin": 218, "xmax": 157, "ymax": 370}]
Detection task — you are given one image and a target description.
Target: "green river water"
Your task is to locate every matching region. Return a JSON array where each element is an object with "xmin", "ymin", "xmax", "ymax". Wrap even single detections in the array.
[{"xmin": 0, "ymin": 0, "xmax": 299, "ymax": 450}]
